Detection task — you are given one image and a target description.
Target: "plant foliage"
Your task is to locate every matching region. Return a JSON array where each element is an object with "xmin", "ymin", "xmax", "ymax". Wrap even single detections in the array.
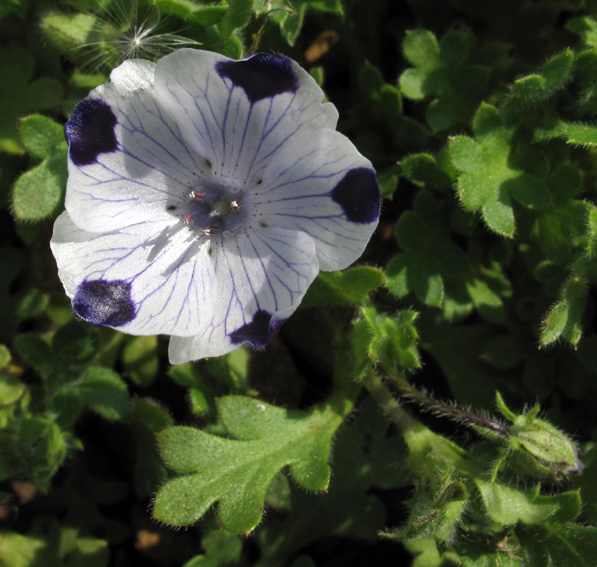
[{"xmin": 4, "ymin": 0, "xmax": 597, "ymax": 565}]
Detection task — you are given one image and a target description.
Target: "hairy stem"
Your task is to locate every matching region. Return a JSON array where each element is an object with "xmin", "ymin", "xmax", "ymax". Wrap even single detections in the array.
[
  {"xmin": 361, "ymin": 371, "xmax": 416, "ymax": 432},
  {"xmin": 386, "ymin": 371, "xmax": 511, "ymax": 439}
]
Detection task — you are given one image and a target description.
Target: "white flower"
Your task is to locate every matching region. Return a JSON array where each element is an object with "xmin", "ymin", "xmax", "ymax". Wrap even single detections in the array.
[{"xmin": 51, "ymin": 49, "xmax": 380, "ymax": 363}]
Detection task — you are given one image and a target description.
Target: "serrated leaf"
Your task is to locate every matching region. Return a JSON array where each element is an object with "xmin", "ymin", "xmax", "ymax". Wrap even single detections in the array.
[
  {"xmin": 154, "ymin": 393, "xmax": 355, "ymax": 533},
  {"xmin": 386, "ymin": 191, "xmax": 471, "ymax": 307},
  {"xmin": 301, "ymin": 267, "xmax": 385, "ymax": 307},
  {"xmin": 450, "ymin": 104, "xmax": 548, "ymax": 237},
  {"xmin": 256, "ymin": 398, "xmax": 408, "ymax": 566}
]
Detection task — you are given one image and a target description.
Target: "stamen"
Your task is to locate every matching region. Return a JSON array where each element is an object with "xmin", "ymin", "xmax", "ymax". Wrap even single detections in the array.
[
  {"xmin": 182, "ymin": 213, "xmax": 193, "ymax": 224},
  {"xmin": 203, "ymin": 226, "xmax": 217, "ymax": 236},
  {"xmin": 230, "ymin": 200, "xmax": 242, "ymax": 211},
  {"xmin": 209, "ymin": 209, "xmax": 220, "ymax": 218},
  {"xmin": 190, "ymin": 189, "xmax": 205, "ymax": 200}
]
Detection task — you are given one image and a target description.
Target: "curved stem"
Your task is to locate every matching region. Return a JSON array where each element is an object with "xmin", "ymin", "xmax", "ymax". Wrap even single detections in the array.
[
  {"xmin": 386, "ymin": 371, "xmax": 510, "ymax": 440},
  {"xmin": 361, "ymin": 371, "xmax": 416, "ymax": 432}
]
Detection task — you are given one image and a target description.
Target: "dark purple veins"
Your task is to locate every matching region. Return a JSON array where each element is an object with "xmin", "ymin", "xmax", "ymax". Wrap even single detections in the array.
[
  {"xmin": 64, "ymin": 98, "xmax": 118, "ymax": 166},
  {"xmin": 73, "ymin": 280, "xmax": 136, "ymax": 327},
  {"xmin": 331, "ymin": 168, "xmax": 381, "ymax": 224},
  {"xmin": 215, "ymin": 53, "xmax": 299, "ymax": 104},
  {"xmin": 230, "ymin": 310, "xmax": 276, "ymax": 347}
]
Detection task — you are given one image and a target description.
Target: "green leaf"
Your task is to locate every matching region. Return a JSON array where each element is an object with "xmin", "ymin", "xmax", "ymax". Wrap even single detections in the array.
[
  {"xmin": 76, "ymin": 366, "xmax": 130, "ymax": 421},
  {"xmin": 301, "ymin": 267, "xmax": 385, "ymax": 307},
  {"xmin": 256, "ymin": 398, "xmax": 408, "ymax": 566},
  {"xmin": 517, "ymin": 523, "xmax": 597, "ymax": 566},
  {"xmin": 0, "ymin": 374, "xmax": 25, "ymax": 407},
  {"xmin": 386, "ymin": 191, "xmax": 471, "ymax": 307},
  {"xmin": 480, "ymin": 334, "xmax": 527, "ymax": 370},
  {"xmin": 41, "ymin": 12, "xmax": 98, "ymax": 52},
  {"xmin": 0, "ymin": 344, "xmax": 10, "ymax": 368},
  {"xmin": 52, "ymin": 320, "xmax": 99, "ymax": 366},
  {"xmin": 507, "ymin": 50, "xmax": 573, "ymax": 109},
  {"xmin": 377, "ymin": 163, "xmax": 400, "ymax": 199},
  {"xmin": 450, "ymin": 103, "xmax": 549, "ymax": 237},
  {"xmin": 155, "ymin": 0, "xmax": 228, "ymax": 25},
  {"xmin": 401, "ymin": 153, "xmax": 452, "ymax": 188},
  {"xmin": 393, "ymin": 424, "xmax": 470, "ymax": 543},
  {"xmin": 19, "ymin": 115, "xmax": 66, "ymax": 159},
  {"xmin": 566, "ymin": 16, "xmax": 597, "ymax": 46},
  {"xmin": 361, "ymin": 307, "xmax": 421, "ymax": 372},
  {"xmin": 13, "ymin": 115, "xmax": 68, "ymax": 220},
  {"xmin": 12, "ymin": 153, "xmax": 67, "ymax": 220},
  {"xmin": 183, "ymin": 530, "xmax": 243, "ymax": 567},
  {"xmin": 153, "ymin": 392, "xmax": 355, "ymax": 533},
  {"xmin": 1, "ymin": 416, "xmax": 67, "ymax": 490},
  {"xmin": 14, "ymin": 334, "xmax": 54, "ymax": 377},
  {"xmin": 122, "ymin": 335, "xmax": 158, "ymax": 387},
  {"xmin": 465, "ymin": 277, "xmax": 504, "ymax": 324},
  {"xmin": 0, "ymin": 46, "xmax": 63, "ymax": 153},
  {"xmin": 0, "ymin": 522, "xmax": 108, "ymax": 567},
  {"xmin": 540, "ymin": 275, "xmax": 588, "ymax": 347},
  {"xmin": 402, "ymin": 29, "xmax": 439, "ymax": 70},
  {"xmin": 475, "ymin": 480, "xmax": 560, "ymax": 525},
  {"xmin": 13, "ymin": 289, "xmax": 49, "ymax": 322},
  {"xmin": 399, "ymin": 29, "xmax": 488, "ymax": 131},
  {"xmin": 131, "ymin": 399, "xmax": 173, "ymax": 498},
  {"xmin": 256, "ymin": 0, "xmax": 343, "ymax": 46},
  {"xmin": 218, "ymin": 0, "xmax": 253, "ymax": 39}
]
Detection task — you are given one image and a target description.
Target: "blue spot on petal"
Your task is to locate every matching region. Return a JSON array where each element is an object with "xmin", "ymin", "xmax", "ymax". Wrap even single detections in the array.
[
  {"xmin": 230, "ymin": 310, "xmax": 277, "ymax": 348},
  {"xmin": 73, "ymin": 280, "xmax": 136, "ymax": 327},
  {"xmin": 216, "ymin": 54, "xmax": 299, "ymax": 104},
  {"xmin": 65, "ymin": 98, "xmax": 118, "ymax": 166},
  {"xmin": 331, "ymin": 168, "xmax": 380, "ymax": 224}
]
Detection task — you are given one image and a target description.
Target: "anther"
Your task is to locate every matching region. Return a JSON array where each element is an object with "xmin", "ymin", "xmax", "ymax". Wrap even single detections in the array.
[
  {"xmin": 230, "ymin": 200, "xmax": 242, "ymax": 212},
  {"xmin": 182, "ymin": 213, "xmax": 193, "ymax": 224},
  {"xmin": 203, "ymin": 226, "xmax": 217, "ymax": 236},
  {"xmin": 190, "ymin": 189, "xmax": 205, "ymax": 200}
]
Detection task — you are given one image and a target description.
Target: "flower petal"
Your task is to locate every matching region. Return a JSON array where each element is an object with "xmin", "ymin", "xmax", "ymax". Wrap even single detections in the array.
[
  {"xmin": 253, "ymin": 129, "xmax": 380, "ymax": 271},
  {"xmin": 65, "ymin": 59, "xmax": 208, "ymax": 233},
  {"xmin": 168, "ymin": 225, "xmax": 319, "ymax": 362},
  {"xmin": 51, "ymin": 211, "xmax": 214, "ymax": 337},
  {"xmin": 154, "ymin": 49, "xmax": 338, "ymax": 189}
]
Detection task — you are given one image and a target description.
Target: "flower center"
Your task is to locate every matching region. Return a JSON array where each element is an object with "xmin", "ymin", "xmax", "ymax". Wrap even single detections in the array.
[{"xmin": 180, "ymin": 184, "xmax": 246, "ymax": 238}]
